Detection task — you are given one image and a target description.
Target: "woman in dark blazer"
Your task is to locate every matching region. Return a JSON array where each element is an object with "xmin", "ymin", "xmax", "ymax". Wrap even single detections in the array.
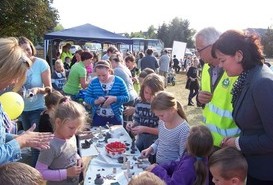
[{"xmin": 211, "ymin": 29, "xmax": 273, "ymax": 185}]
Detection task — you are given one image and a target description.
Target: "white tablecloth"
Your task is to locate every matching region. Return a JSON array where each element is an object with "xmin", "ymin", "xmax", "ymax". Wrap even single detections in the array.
[{"xmin": 81, "ymin": 126, "xmax": 150, "ymax": 185}]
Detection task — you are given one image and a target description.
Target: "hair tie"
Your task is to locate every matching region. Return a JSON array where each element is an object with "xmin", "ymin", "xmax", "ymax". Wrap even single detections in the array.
[
  {"xmin": 60, "ymin": 96, "xmax": 70, "ymax": 104},
  {"xmin": 196, "ymin": 156, "xmax": 203, "ymax": 161}
]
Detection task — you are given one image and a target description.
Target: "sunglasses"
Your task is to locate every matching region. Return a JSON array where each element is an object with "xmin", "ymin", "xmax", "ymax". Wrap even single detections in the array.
[{"xmin": 19, "ymin": 55, "xmax": 32, "ymax": 68}]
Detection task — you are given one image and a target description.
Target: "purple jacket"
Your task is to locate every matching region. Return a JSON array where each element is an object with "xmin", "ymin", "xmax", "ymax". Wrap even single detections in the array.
[{"xmin": 151, "ymin": 153, "xmax": 208, "ymax": 185}]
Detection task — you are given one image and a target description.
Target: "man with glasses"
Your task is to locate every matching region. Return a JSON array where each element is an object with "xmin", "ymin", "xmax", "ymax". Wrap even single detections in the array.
[{"xmin": 195, "ymin": 27, "xmax": 240, "ymax": 185}]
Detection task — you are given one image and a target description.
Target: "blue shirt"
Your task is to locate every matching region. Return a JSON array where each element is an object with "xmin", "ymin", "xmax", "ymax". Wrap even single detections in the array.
[
  {"xmin": 0, "ymin": 104, "xmax": 21, "ymax": 164},
  {"xmin": 23, "ymin": 57, "xmax": 49, "ymax": 111}
]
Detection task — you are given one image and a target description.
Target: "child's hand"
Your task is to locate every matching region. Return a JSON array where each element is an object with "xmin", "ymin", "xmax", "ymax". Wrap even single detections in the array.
[
  {"xmin": 141, "ymin": 147, "xmax": 152, "ymax": 158},
  {"xmin": 124, "ymin": 106, "xmax": 135, "ymax": 116},
  {"xmin": 131, "ymin": 125, "xmax": 145, "ymax": 135},
  {"xmin": 67, "ymin": 164, "xmax": 83, "ymax": 177},
  {"xmin": 126, "ymin": 121, "xmax": 133, "ymax": 131},
  {"xmin": 96, "ymin": 97, "xmax": 106, "ymax": 105},
  {"xmin": 103, "ymin": 95, "xmax": 116, "ymax": 106},
  {"xmin": 145, "ymin": 163, "xmax": 158, "ymax": 172}
]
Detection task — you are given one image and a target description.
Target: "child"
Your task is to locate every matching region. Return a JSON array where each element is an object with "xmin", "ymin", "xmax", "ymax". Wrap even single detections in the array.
[
  {"xmin": 64, "ymin": 56, "xmax": 71, "ymax": 70},
  {"xmin": 128, "ymin": 171, "xmax": 166, "ymax": 185},
  {"xmin": 38, "ymin": 90, "xmax": 64, "ymax": 133},
  {"xmin": 209, "ymin": 147, "xmax": 248, "ymax": 185},
  {"xmin": 84, "ymin": 60, "xmax": 129, "ymax": 127},
  {"xmin": 52, "ymin": 59, "xmax": 68, "ymax": 92},
  {"xmin": 141, "ymin": 91, "xmax": 190, "ymax": 165},
  {"xmin": 36, "ymin": 97, "xmax": 88, "ymax": 185},
  {"xmin": 126, "ymin": 73, "xmax": 164, "ymax": 163},
  {"xmin": 138, "ymin": 68, "xmax": 155, "ymax": 85},
  {"xmin": 146, "ymin": 125, "xmax": 213, "ymax": 185},
  {"xmin": 123, "ymin": 67, "xmax": 155, "ymax": 118},
  {"xmin": 0, "ymin": 162, "xmax": 45, "ymax": 185},
  {"xmin": 125, "ymin": 54, "xmax": 140, "ymax": 93}
]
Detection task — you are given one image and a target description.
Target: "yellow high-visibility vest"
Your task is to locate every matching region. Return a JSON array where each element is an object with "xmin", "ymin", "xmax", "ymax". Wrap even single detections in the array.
[{"xmin": 201, "ymin": 64, "xmax": 240, "ymax": 147}]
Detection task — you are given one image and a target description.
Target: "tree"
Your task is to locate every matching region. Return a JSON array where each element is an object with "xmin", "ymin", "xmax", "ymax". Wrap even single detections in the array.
[
  {"xmin": 54, "ymin": 23, "xmax": 64, "ymax": 32},
  {"xmin": 261, "ymin": 27, "xmax": 273, "ymax": 58},
  {"xmin": 157, "ymin": 17, "xmax": 196, "ymax": 48},
  {"xmin": 157, "ymin": 23, "xmax": 169, "ymax": 46},
  {"xmin": 130, "ymin": 31, "xmax": 146, "ymax": 38},
  {"xmin": 0, "ymin": 0, "xmax": 59, "ymax": 44},
  {"xmin": 146, "ymin": 25, "xmax": 157, "ymax": 39}
]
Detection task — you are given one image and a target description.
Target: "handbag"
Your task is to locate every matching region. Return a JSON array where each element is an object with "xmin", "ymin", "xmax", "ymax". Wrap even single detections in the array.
[{"xmin": 185, "ymin": 78, "xmax": 191, "ymax": 89}]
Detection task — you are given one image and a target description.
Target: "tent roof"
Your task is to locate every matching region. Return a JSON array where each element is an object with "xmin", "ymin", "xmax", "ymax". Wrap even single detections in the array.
[{"xmin": 44, "ymin": 23, "xmax": 132, "ymax": 44}]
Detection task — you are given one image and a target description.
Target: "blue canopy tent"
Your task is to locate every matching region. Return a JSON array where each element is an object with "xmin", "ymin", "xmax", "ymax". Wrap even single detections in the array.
[{"xmin": 43, "ymin": 23, "xmax": 133, "ymax": 67}]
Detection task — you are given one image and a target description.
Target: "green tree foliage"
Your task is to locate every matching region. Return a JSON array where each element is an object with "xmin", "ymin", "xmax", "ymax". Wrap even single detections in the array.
[
  {"xmin": 157, "ymin": 17, "xmax": 196, "ymax": 48},
  {"xmin": 54, "ymin": 23, "xmax": 64, "ymax": 31},
  {"xmin": 261, "ymin": 27, "xmax": 273, "ymax": 58},
  {"xmin": 0, "ymin": 0, "xmax": 59, "ymax": 44},
  {"xmin": 157, "ymin": 22, "xmax": 169, "ymax": 45},
  {"xmin": 146, "ymin": 25, "xmax": 157, "ymax": 39},
  {"xmin": 129, "ymin": 17, "xmax": 196, "ymax": 49},
  {"xmin": 130, "ymin": 31, "xmax": 146, "ymax": 38}
]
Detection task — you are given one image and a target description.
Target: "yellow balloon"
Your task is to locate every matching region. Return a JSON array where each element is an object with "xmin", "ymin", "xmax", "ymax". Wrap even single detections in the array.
[{"xmin": 0, "ymin": 92, "xmax": 24, "ymax": 120}]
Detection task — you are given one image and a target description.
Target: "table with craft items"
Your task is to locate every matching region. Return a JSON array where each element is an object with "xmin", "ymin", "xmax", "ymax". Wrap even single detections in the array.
[{"xmin": 80, "ymin": 125, "xmax": 150, "ymax": 185}]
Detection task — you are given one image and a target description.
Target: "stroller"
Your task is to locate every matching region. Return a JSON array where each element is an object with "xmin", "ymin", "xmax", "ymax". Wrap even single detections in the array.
[{"xmin": 167, "ymin": 68, "xmax": 176, "ymax": 86}]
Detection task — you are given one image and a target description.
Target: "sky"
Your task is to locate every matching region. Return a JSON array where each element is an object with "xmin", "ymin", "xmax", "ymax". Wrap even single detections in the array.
[{"xmin": 52, "ymin": 0, "xmax": 273, "ymax": 34}]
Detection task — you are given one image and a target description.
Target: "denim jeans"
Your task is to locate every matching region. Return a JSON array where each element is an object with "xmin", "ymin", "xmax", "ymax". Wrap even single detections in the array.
[
  {"xmin": 20, "ymin": 108, "xmax": 44, "ymax": 167},
  {"xmin": 20, "ymin": 109, "xmax": 44, "ymax": 131}
]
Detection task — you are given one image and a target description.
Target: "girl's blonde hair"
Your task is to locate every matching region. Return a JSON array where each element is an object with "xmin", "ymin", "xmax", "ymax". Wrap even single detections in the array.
[
  {"xmin": 54, "ymin": 59, "xmax": 64, "ymax": 67},
  {"xmin": 0, "ymin": 37, "xmax": 31, "ymax": 91},
  {"xmin": 52, "ymin": 97, "xmax": 88, "ymax": 131},
  {"xmin": 128, "ymin": 171, "xmax": 166, "ymax": 185},
  {"xmin": 151, "ymin": 91, "xmax": 187, "ymax": 121},
  {"xmin": 139, "ymin": 73, "xmax": 164, "ymax": 101}
]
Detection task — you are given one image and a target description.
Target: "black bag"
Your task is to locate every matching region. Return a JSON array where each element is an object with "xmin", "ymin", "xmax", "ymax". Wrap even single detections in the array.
[{"xmin": 185, "ymin": 79, "xmax": 191, "ymax": 89}]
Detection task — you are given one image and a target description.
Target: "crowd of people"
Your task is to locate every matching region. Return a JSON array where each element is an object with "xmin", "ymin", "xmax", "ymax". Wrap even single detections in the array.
[{"xmin": 1, "ymin": 26, "xmax": 273, "ymax": 185}]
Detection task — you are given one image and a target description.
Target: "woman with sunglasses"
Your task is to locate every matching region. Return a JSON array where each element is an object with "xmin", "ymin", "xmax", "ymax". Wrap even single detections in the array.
[{"xmin": 0, "ymin": 37, "xmax": 53, "ymax": 165}]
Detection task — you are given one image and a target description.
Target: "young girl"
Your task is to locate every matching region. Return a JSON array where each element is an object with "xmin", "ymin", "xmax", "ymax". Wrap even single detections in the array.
[
  {"xmin": 141, "ymin": 91, "xmax": 190, "ymax": 165},
  {"xmin": 128, "ymin": 171, "xmax": 166, "ymax": 185},
  {"xmin": 84, "ymin": 60, "xmax": 129, "ymax": 127},
  {"xmin": 146, "ymin": 125, "xmax": 213, "ymax": 185},
  {"xmin": 36, "ymin": 97, "xmax": 88, "ymax": 185},
  {"xmin": 126, "ymin": 73, "xmax": 164, "ymax": 163},
  {"xmin": 38, "ymin": 90, "xmax": 64, "ymax": 133}
]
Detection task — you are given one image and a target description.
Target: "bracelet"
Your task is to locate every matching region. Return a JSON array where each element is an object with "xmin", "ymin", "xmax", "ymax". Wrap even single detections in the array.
[{"xmin": 235, "ymin": 137, "xmax": 241, "ymax": 151}]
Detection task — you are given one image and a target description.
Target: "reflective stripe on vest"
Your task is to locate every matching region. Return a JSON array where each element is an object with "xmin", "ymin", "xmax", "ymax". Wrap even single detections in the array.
[
  {"xmin": 207, "ymin": 102, "xmax": 233, "ymax": 119},
  {"xmin": 202, "ymin": 117, "xmax": 241, "ymax": 137}
]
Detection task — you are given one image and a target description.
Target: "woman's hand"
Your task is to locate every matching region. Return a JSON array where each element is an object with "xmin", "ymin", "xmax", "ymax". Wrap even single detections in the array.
[
  {"xmin": 15, "ymin": 124, "xmax": 54, "ymax": 150},
  {"xmin": 221, "ymin": 137, "xmax": 236, "ymax": 147}
]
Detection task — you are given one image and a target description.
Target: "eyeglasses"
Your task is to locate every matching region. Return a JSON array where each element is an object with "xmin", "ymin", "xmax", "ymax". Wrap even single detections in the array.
[
  {"xmin": 196, "ymin": 44, "xmax": 212, "ymax": 53},
  {"xmin": 19, "ymin": 55, "xmax": 32, "ymax": 68}
]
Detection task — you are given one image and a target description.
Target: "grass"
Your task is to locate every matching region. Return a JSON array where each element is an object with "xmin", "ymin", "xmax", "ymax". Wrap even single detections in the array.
[{"xmin": 164, "ymin": 71, "xmax": 202, "ymax": 126}]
